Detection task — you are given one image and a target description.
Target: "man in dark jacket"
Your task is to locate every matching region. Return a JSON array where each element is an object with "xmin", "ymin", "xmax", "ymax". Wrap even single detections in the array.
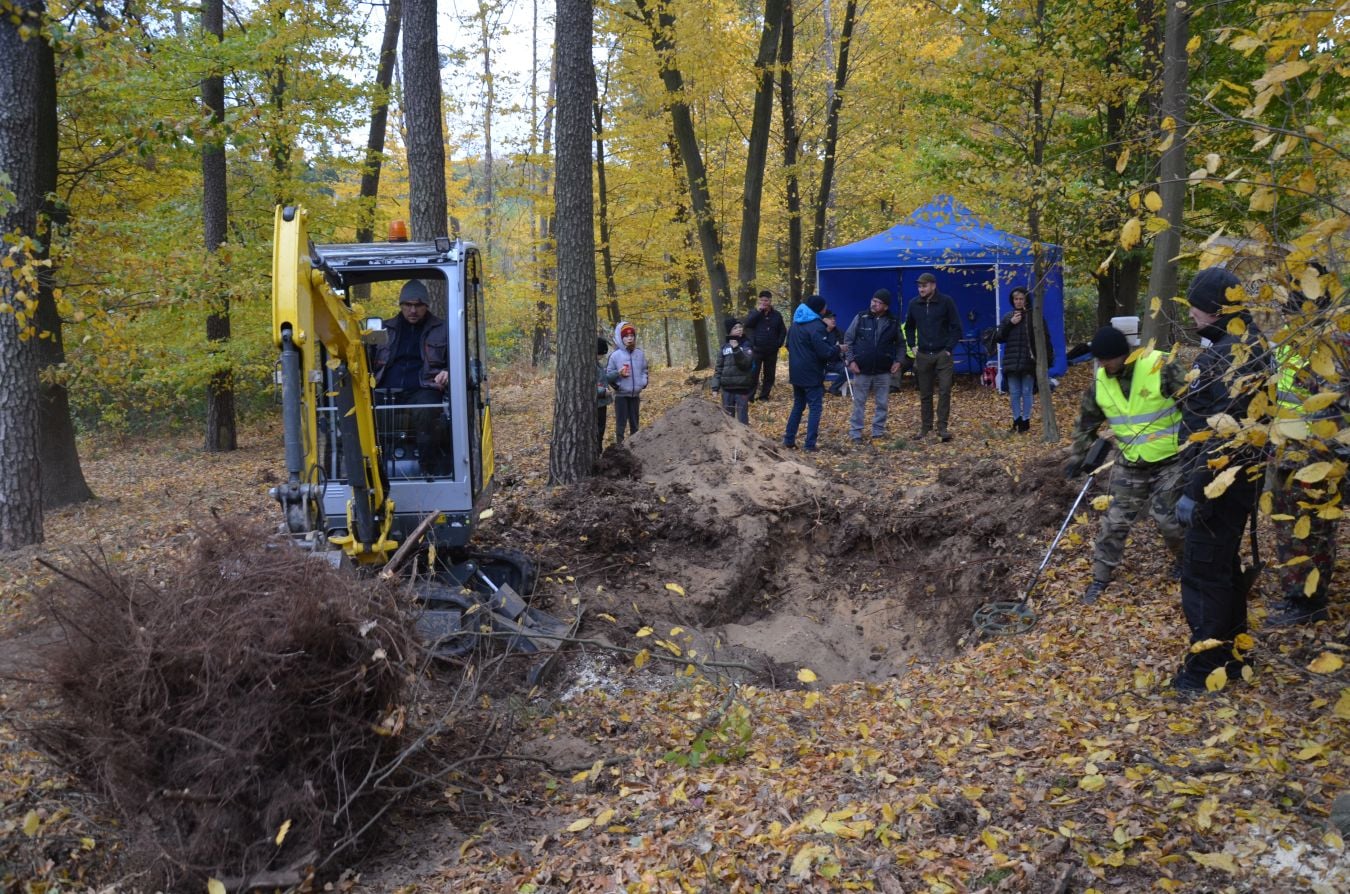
[
  {"xmin": 844, "ymin": 289, "xmax": 903, "ymax": 444},
  {"xmin": 1172, "ymin": 267, "xmax": 1271, "ymax": 692},
  {"xmin": 782, "ymin": 295, "xmax": 837, "ymax": 452},
  {"xmin": 903, "ymin": 272, "xmax": 963, "ymax": 441},
  {"xmin": 743, "ymin": 289, "xmax": 788, "ymax": 401},
  {"xmin": 373, "ymin": 279, "xmax": 452, "ymax": 474}
]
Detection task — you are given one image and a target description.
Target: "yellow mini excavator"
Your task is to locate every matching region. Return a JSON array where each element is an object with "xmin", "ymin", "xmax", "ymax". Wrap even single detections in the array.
[{"xmin": 269, "ymin": 205, "xmax": 569, "ymax": 673}]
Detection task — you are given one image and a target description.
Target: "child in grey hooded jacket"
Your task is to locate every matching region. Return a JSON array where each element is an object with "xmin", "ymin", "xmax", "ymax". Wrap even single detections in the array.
[{"xmin": 606, "ymin": 320, "xmax": 649, "ymax": 444}]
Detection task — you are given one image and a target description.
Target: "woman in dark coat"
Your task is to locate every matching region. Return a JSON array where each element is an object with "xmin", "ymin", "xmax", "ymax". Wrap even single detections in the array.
[{"xmin": 996, "ymin": 287, "xmax": 1051, "ymax": 432}]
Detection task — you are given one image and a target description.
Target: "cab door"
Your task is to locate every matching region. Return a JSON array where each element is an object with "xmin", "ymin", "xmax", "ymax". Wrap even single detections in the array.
[{"xmin": 463, "ymin": 250, "xmax": 493, "ymax": 500}]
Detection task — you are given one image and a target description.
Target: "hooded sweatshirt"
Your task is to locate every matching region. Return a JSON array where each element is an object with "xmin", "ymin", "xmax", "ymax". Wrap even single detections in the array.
[{"xmin": 606, "ymin": 320, "xmax": 649, "ymax": 396}]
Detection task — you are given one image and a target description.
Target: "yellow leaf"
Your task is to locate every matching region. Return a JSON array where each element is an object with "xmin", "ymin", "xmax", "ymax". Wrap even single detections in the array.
[
  {"xmin": 1205, "ymin": 153, "xmax": 1221, "ymax": 173},
  {"xmin": 961, "ymin": 785, "xmax": 984, "ymax": 802},
  {"xmin": 596, "ymin": 613, "xmax": 616, "ymax": 623},
  {"xmin": 1204, "ymin": 466, "xmax": 1240, "ymax": 499},
  {"xmin": 1185, "ymin": 34, "xmax": 1201, "ymax": 53},
  {"xmin": 664, "ymin": 582, "xmax": 686, "ymax": 596},
  {"xmin": 1333, "ymin": 689, "xmax": 1350, "ymax": 720},
  {"xmin": 1195, "ymin": 796, "xmax": 1218, "ymax": 830},
  {"xmin": 633, "ymin": 648, "xmax": 649, "ymax": 669},
  {"xmin": 981, "ymin": 828, "xmax": 1000, "ymax": 850},
  {"xmin": 1158, "ymin": 879, "xmax": 1185, "ymax": 893},
  {"xmin": 1295, "ymin": 462, "xmax": 1333, "ymax": 483},
  {"xmin": 1253, "ymin": 59, "xmax": 1310, "ymax": 91},
  {"xmin": 1144, "ymin": 191, "xmax": 1163, "ymax": 212},
  {"xmin": 275, "ymin": 819, "xmax": 291, "ymax": 846},
  {"xmin": 1249, "ymin": 187, "xmax": 1276, "ymax": 213},
  {"xmin": 1079, "ymin": 774, "xmax": 1107, "ymax": 792},
  {"xmin": 1115, "ymin": 148, "xmax": 1130, "ymax": 174},
  {"xmin": 1308, "ymin": 652, "xmax": 1343, "ymax": 674},
  {"xmin": 1206, "ymin": 666, "xmax": 1228, "ymax": 691},
  {"xmin": 1301, "ymin": 392, "xmax": 1341, "ymax": 413},
  {"xmin": 1296, "ymin": 743, "xmax": 1325, "ymax": 760},
  {"xmin": 1191, "ymin": 638, "xmax": 1225, "ymax": 654},
  {"xmin": 595, "ymin": 808, "xmax": 616, "ymax": 827},
  {"xmin": 1189, "ymin": 851, "xmax": 1239, "ymax": 874},
  {"xmin": 1235, "ymin": 633, "xmax": 1255, "ymax": 651},
  {"xmin": 635, "ymin": 626, "xmax": 653, "ymax": 637},
  {"xmin": 790, "ymin": 843, "xmax": 829, "ymax": 879},
  {"xmin": 22, "ymin": 810, "xmax": 40, "ymax": 837},
  {"xmin": 1294, "ymin": 515, "xmax": 1312, "ymax": 540},
  {"xmin": 803, "ymin": 691, "xmax": 820, "ymax": 709},
  {"xmin": 567, "ymin": 817, "xmax": 593, "ymax": 832},
  {"xmin": 208, "ymin": 881, "xmax": 227, "ymax": 894},
  {"xmin": 1120, "ymin": 217, "xmax": 1143, "ymax": 250},
  {"xmin": 798, "ymin": 667, "xmax": 818, "ymax": 683}
]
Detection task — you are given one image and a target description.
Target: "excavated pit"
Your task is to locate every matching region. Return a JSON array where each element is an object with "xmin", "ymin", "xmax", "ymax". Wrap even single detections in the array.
[{"xmin": 517, "ymin": 398, "xmax": 1078, "ymax": 685}]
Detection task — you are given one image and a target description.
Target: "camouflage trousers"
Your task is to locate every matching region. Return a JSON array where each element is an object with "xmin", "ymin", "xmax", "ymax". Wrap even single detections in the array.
[
  {"xmin": 1270, "ymin": 465, "xmax": 1339, "ymax": 603},
  {"xmin": 1093, "ymin": 458, "xmax": 1185, "ymax": 583}
]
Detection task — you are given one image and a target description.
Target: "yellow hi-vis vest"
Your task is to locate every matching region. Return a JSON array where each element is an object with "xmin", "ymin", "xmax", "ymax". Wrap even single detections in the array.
[
  {"xmin": 1095, "ymin": 350, "xmax": 1181, "ymax": 463},
  {"xmin": 1275, "ymin": 344, "xmax": 1309, "ymax": 414}
]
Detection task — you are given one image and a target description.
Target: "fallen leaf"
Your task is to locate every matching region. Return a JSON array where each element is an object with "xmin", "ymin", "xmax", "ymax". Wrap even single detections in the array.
[{"xmin": 1308, "ymin": 652, "xmax": 1343, "ymax": 674}]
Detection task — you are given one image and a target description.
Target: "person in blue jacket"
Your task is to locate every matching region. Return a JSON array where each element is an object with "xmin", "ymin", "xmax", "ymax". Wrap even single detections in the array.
[{"xmin": 782, "ymin": 295, "xmax": 838, "ymax": 452}]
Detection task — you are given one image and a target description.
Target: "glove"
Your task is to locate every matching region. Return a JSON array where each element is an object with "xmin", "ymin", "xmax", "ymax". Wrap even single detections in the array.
[{"xmin": 1176, "ymin": 494, "xmax": 1197, "ymax": 526}]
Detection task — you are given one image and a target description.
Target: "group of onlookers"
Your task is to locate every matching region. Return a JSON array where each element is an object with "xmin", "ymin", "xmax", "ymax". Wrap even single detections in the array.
[{"xmin": 591, "ymin": 262, "xmax": 1342, "ymax": 695}]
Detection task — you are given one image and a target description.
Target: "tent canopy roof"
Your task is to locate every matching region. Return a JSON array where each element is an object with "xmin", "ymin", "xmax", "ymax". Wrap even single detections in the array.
[{"xmin": 816, "ymin": 195, "xmax": 1061, "ymax": 269}]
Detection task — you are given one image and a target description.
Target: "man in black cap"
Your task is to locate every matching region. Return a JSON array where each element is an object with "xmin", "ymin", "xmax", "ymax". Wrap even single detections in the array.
[
  {"xmin": 903, "ymin": 272, "xmax": 962, "ymax": 441},
  {"xmin": 1172, "ymin": 266, "xmax": 1271, "ymax": 692},
  {"xmin": 1066, "ymin": 325, "xmax": 1189, "ymax": 604},
  {"xmin": 374, "ymin": 279, "xmax": 452, "ymax": 474},
  {"xmin": 782, "ymin": 294, "xmax": 838, "ymax": 452}
]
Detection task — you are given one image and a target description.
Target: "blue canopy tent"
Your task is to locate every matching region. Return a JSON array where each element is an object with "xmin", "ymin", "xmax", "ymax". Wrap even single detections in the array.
[{"xmin": 816, "ymin": 196, "xmax": 1067, "ymax": 377}]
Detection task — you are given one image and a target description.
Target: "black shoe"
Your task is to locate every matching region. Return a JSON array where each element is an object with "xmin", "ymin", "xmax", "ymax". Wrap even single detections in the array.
[
  {"xmin": 781, "ymin": 441, "xmax": 797, "ymax": 449},
  {"xmin": 939, "ymin": 431, "xmax": 953, "ymax": 443},
  {"xmin": 1168, "ymin": 669, "xmax": 1210, "ymax": 695},
  {"xmin": 1267, "ymin": 599, "xmax": 1330, "ymax": 627},
  {"xmin": 1083, "ymin": 580, "xmax": 1107, "ymax": 604}
]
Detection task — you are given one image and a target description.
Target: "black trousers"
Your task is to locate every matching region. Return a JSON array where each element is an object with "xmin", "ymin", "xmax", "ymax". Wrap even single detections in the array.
[
  {"xmin": 402, "ymin": 387, "xmax": 451, "ymax": 476},
  {"xmin": 750, "ymin": 352, "xmax": 778, "ymax": 400},
  {"xmin": 614, "ymin": 395, "xmax": 640, "ymax": 442},
  {"xmin": 1179, "ymin": 473, "xmax": 1259, "ymax": 678},
  {"xmin": 596, "ymin": 404, "xmax": 608, "ymax": 450}
]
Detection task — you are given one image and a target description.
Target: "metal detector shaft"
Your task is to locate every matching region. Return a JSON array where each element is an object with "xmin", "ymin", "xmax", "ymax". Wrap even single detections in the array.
[{"xmin": 1023, "ymin": 471, "xmax": 1096, "ymax": 611}]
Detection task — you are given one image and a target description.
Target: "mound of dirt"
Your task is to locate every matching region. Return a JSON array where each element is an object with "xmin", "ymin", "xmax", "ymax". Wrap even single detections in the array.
[{"xmin": 531, "ymin": 399, "xmax": 1079, "ymax": 685}]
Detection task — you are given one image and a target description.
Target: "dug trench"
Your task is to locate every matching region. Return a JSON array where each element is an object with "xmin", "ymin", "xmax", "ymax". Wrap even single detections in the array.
[{"xmin": 487, "ymin": 397, "xmax": 1080, "ymax": 686}]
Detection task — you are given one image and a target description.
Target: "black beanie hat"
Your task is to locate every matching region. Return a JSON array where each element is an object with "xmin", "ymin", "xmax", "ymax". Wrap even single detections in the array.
[
  {"xmin": 1187, "ymin": 267, "xmax": 1241, "ymax": 315},
  {"xmin": 805, "ymin": 295, "xmax": 827, "ymax": 315},
  {"xmin": 1089, "ymin": 326, "xmax": 1130, "ymax": 360},
  {"xmin": 872, "ymin": 288, "xmax": 892, "ymax": 306},
  {"xmin": 725, "ymin": 317, "xmax": 741, "ymax": 336}
]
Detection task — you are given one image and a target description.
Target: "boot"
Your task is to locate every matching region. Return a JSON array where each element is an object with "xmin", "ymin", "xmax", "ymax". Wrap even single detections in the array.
[
  {"xmin": 1082, "ymin": 580, "xmax": 1108, "ymax": 604},
  {"xmin": 1267, "ymin": 598, "xmax": 1330, "ymax": 627},
  {"xmin": 1019, "ymin": 418, "xmax": 1031, "ymax": 433}
]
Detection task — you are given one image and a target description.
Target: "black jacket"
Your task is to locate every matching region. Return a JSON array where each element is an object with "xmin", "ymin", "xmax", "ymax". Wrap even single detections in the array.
[
  {"xmin": 715, "ymin": 340, "xmax": 755, "ymax": 392},
  {"xmin": 996, "ymin": 311, "xmax": 1053, "ymax": 374},
  {"xmin": 374, "ymin": 312, "xmax": 449, "ymax": 390},
  {"xmin": 844, "ymin": 311, "xmax": 902, "ymax": 374},
  {"xmin": 743, "ymin": 306, "xmax": 787, "ymax": 358},
  {"xmin": 1180, "ymin": 313, "xmax": 1271, "ymax": 500},
  {"xmin": 904, "ymin": 293, "xmax": 962, "ymax": 354}
]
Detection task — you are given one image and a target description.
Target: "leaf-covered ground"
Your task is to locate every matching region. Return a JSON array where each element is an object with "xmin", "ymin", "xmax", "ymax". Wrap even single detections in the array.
[{"xmin": 2, "ymin": 361, "xmax": 1347, "ymax": 892}]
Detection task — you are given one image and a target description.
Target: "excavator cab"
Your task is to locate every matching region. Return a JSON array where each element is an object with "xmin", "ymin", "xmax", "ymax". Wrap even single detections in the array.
[
  {"xmin": 271, "ymin": 207, "xmax": 572, "ymax": 676},
  {"xmin": 270, "ymin": 206, "xmax": 494, "ymax": 558}
]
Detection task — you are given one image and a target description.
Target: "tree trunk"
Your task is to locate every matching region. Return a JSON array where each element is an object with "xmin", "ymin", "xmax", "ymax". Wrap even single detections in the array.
[
  {"xmin": 779, "ymin": 0, "xmax": 804, "ymax": 306},
  {"xmin": 0, "ymin": 0, "xmax": 46, "ymax": 547},
  {"xmin": 356, "ymin": 0, "xmax": 401, "ymax": 247},
  {"xmin": 1142, "ymin": 0, "xmax": 1188, "ymax": 347},
  {"xmin": 735, "ymin": 0, "xmax": 785, "ymax": 311},
  {"xmin": 33, "ymin": 21, "xmax": 92, "ymax": 508},
  {"xmin": 1094, "ymin": 255, "xmax": 1141, "ymax": 326},
  {"xmin": 478, "ymin": 3, "xmax": 495, "ymax": 261},
  {"xmin": 804, "ymin": 0, "xmax": 856, "ymax": 293},
  {"xmin": 548, "ymin": 0, "xmax": 598, "ymax": 485},
  {"xmin": 402, "ymin": 0, "xmax": 449, "ymax": 312},
  {"xmin": 634, "ymin": 0, "xmax": 733, "ymax": 335},
  {"xmin": 594, "ymin": 79, "xmax": 621, "ymax": 327},
  {"xmin": 202, "ymin": 0, "xmax": 236, "ymax": 453},
  {"xmin": 665, "ymin": 137, "xmax": 711, "ymax": 370}
]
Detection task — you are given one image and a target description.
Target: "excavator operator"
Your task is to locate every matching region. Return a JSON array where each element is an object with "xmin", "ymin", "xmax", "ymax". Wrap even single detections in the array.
[{"xmin": 373, "ymin": 280, "xmax": 452, "ymax": 475}]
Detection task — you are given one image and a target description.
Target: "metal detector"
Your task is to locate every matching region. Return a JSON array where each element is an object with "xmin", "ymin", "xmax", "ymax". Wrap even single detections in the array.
[{"xmin": 973, "ymin": 439, "xmax": 1113, "ymax": 636}]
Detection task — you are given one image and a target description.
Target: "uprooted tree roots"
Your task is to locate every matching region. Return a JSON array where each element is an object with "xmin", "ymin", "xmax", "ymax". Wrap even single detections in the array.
[{"xmin": 38, "ymin": 521, "xmax": 419, "ymax": 890}]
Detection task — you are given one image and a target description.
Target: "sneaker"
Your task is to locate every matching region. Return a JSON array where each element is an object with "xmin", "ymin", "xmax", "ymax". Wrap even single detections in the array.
[
  {"xmin": 803, "ymin": 446, "xmax": 819, "ymax": 453},
  {"xmin": 1082, "ymin": 580, "xmax": 1108, "ymax": 604},
  {"xmin": 781, "ymin": 441, "xmax": 797, "ymax": 449},
  {"xmin": 1266, "ymin": 599, "xmax": 1329, "ymax": 627}
]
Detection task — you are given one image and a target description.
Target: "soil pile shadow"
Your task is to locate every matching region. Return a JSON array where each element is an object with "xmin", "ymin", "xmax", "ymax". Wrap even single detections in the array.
[{"xmin": 542, "ymin": 398, "xmax": 1077, "ymax": 685}]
